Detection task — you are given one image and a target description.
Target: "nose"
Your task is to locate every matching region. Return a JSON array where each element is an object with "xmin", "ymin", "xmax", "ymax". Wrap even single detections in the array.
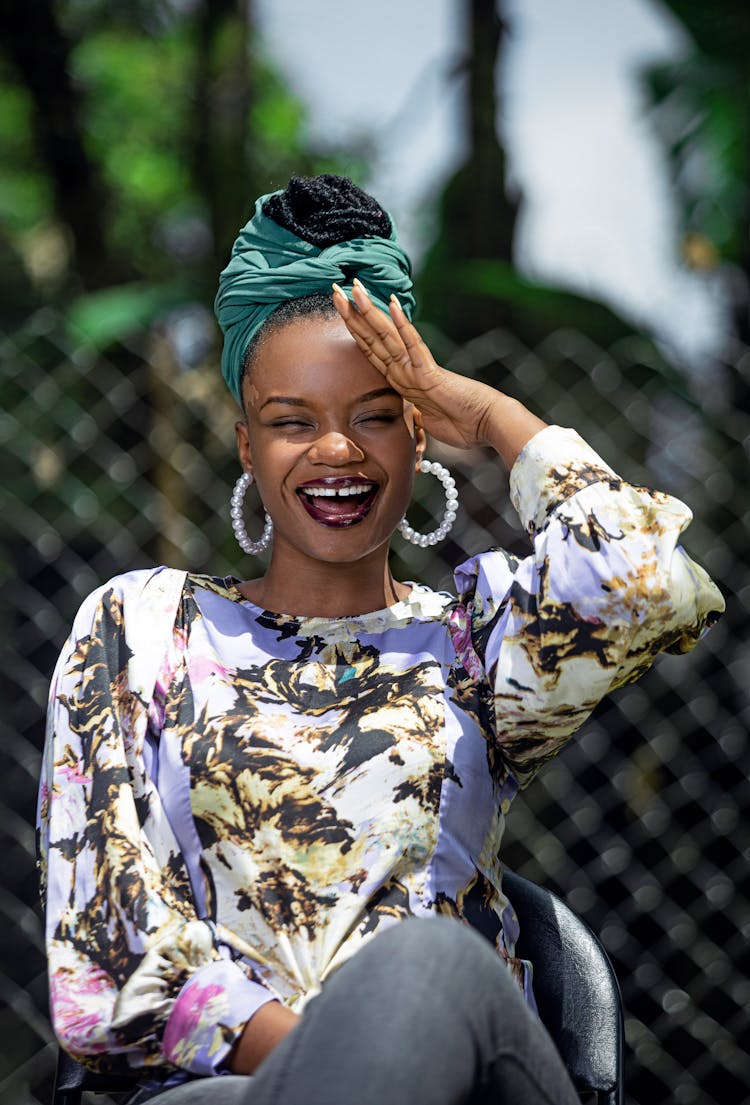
[{"xmin": 308, "ymin": 431, "xmax": 365, "ymax": 466}]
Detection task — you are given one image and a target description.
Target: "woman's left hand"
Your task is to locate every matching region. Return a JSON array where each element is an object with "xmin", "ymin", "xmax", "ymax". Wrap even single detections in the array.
[
  {"xmin": 333, "ymin": 281, "xmax": 546, "ymax": 466},
  {"xmin": 334, "ymin": 281, "xmax": 494, "ymax": 450}
]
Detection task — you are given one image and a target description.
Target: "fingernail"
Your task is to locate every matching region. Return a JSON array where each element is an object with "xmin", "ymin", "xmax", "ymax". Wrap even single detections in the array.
[
  {"xmin": 390, "ymin": 293, "xmax": 402, "ymax": 308},
  {"xmin": 332, "ymin": 282, "xmax": 345, "ymax": 297},
  {"xmin": 352, "ymin": 278, "xmax": 369, "ymax": 295}
]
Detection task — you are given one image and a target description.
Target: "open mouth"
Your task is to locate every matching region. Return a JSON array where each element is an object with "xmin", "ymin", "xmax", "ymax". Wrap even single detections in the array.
[{"xmin": 297, "ymin": 481, "xmax": 378, "ymax": 527}]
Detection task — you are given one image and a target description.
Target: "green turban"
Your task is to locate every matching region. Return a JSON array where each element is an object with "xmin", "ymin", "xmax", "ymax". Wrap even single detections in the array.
[{"xmin": 214, "ymin": 190, "xmax": 415, "ymax": 403}]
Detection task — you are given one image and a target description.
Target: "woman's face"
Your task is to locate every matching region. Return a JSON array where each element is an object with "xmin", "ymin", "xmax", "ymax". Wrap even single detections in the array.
[{"xmin": 236, "ymin": 313, "xmax": 424, "ymax": 567}]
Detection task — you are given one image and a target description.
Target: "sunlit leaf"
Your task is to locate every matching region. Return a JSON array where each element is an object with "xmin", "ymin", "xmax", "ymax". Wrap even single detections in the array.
[{"xmin": 66, "ymin": 281, "xmax": 192, "ymax": 346}]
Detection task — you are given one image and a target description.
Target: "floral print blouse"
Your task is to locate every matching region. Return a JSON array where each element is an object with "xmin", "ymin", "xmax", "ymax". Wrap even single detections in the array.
[{"xmin": 38, "ymin": 426, "xmax": 723, "ymax": 1089}]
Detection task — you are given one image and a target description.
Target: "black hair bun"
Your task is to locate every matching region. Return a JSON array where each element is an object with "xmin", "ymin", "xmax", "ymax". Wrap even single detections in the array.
[{"xmin": 262, "ymin": 174, "xmax": 392, "ymax": 247}]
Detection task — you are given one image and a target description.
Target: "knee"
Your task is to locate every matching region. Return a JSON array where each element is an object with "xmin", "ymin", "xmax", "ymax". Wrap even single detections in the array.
[
  {"xmin": 369, "ymin": 917, "xmax": 514, "ymax": 1000},
  {"xmin": 348, "ymin": 919, "xmax": 537, "ymax": 1056},
  {"xmin": 378, "ymin": 915, "xmax": 481, "ymax": 960},
  {"xmin": 379, "ymin": 920, "xmax": 546, "ymax": 1057}
]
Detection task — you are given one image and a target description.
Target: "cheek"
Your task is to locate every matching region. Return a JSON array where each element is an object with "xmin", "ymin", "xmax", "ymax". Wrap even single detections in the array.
[
  {"xmin": 384, "ymin": 414, "xmax": 417, "ymax": 452},
  {"xmin": 390, "ymin": 447, "xmax": 417, "ymax": 504},
  {"xmin": 246, "ymin": 436, "xmax": 305, "ymax": 502},
  {"xmin": 240, "ymin": 430, "xmax": 276, "ymax": 490},
  {"xmin": 398, "ymin": 427, "xmax": 418, "ymax": 470}
]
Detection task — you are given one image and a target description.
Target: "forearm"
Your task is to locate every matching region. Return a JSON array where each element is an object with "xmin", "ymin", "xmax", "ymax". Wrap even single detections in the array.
[
  {"xmin": 479, "ymin": 391, "xmax": 548, "ymax": 469},
  {"xmin": 228, "ymin": 1001, "xmax": 300, "ymax": 1075}
]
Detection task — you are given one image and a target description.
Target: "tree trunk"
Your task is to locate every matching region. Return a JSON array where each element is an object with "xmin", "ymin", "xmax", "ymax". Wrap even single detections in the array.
[
  {"xmin": 464, "ymin": 0, "xmax": 518, "ymax": 262},
  {"xmin": 192, "ymin": 0, "xmax": 256, "ymax": 276},
  {"xmin": 416, "ymin": 0, "xmax": 520, "ymax": 343},
  {"xmin": 4, "ymin": 0, "xmax": 129, "ymax": 289}
]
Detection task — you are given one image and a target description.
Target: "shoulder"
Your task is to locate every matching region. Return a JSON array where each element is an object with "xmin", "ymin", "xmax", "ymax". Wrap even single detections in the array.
[{"xmin": 69, "ymin": 567, "xmax": 186, "ymax": 637}]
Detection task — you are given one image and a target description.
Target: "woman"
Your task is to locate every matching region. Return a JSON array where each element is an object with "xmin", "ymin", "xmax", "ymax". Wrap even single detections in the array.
[{"xmin": 39, "ymin": 175, "xmax": 723, "ymax": 1104}]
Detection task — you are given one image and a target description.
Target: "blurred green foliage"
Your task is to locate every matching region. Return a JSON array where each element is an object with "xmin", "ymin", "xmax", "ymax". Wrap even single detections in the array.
[
  {"xmin": 0, "ymin": 70, "xmax": 50, "ymax": 229},
  {"xmin": 641, "ymin": 0, "xmax": 750, "ymax": 339},
  {"xmin": 2, "ymin": 0, "xmax": 365, "ymax": 334}
]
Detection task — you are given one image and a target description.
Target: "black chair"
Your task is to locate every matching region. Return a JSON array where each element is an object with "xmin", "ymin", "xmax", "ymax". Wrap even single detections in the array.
[
  {"xmin": 52, "ymin": 873, "xmax": 623, "ymax": 1104},
  {"xmin": 52, "ymin": 1051, "xmax": 137, "ymax": 1103},
  {"xmin": 504, "ymin": 871, "xmax": 624, "ymax": 1105}
]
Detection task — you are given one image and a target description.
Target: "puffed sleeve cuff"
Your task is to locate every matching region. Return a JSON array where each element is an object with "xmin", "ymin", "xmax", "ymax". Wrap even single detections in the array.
[
  {"xmin": 510, "ymin": 425, "xmax": 621, "ymax": 537},
  {"xmin": 162, "ymin": 959, "xmax": 277, "ymax": 1076}
]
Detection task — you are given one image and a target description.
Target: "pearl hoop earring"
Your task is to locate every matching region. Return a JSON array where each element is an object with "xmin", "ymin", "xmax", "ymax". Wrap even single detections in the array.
[
  {"xmin": 230, "ymin": 472, "xmax": 274, "ymax": 555},
  {"xmin": 398, "ymin": 459, "xmax": 458, "ymax": 547}
]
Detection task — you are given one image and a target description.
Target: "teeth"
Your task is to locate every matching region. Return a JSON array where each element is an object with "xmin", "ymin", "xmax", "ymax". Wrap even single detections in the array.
[{"xmin": 302, "ymin": 484, "xmax": 374, "ymax": 498}]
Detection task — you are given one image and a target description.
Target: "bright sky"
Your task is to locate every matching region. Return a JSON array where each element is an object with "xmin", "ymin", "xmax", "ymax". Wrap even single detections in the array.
[{"xmin": 255, "ymin": 0, "xmax": 724, "ymax": 360}]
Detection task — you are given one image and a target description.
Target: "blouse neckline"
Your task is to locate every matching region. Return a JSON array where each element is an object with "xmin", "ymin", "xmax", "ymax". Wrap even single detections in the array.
[{"xmin": 187, "ymin": 573, "xmax": 455, "ymax": 632}]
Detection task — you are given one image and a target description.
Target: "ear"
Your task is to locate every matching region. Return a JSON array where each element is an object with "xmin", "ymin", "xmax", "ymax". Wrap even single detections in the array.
[
  {"xmin": 235, "ymin": 418, "xmax": 253, "ymax": 474},
  {"xmin": 413, "ymin": 407, "xmax": 427, "ymax": 468}
]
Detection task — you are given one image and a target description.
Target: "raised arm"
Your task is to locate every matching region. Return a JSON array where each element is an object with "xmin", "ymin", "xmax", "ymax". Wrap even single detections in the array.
[{"xmin": 333, "ymin": 281, "xmax": 725, "ymax": 787}]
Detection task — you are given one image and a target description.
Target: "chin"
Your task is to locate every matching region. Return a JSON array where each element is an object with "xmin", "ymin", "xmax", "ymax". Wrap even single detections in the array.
[{"xmin": 298, "ymin": 528, "xmax": 394, "ymax": 564}]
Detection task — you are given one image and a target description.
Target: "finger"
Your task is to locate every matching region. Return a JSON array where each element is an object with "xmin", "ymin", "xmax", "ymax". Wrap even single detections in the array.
[
  {"xmin": 348, "ymin": 330, "xmax": 392, "ymax": 377},
  {"xmin": 332, "ymin": 282, "xmax": 356, "ymax": 322},
  {"xmin": 333, "ymin": 283, "xmax": 380, "ymax": 347},
  {"xmin": 346, "ymin": 281, "xmax": 413, "ymax": 372},
  {"xmin": 332, "ymin": 285, "xmax": 394, "ymax": 376},
  {"xmin": 334, "ymin": 281, "xmax": 384, "ymax": 337},
  {"xmin": 388, "ymin": 295, "xmax": 435, "ymax": 371},
  {"xmin": 350, "ymin": 280, "xmax": 399, "ymax": 338}
]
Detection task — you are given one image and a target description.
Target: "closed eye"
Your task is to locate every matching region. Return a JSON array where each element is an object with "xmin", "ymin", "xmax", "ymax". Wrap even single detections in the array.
[{"xmin": 356, "ymin": 413, "xmax": 400, "ymax": 425}]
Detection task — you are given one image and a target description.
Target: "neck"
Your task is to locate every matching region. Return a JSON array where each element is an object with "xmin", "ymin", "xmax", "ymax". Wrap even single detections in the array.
[{"xmin": 238, "ymin": 546, "xmax": 410, "ymax": 618}]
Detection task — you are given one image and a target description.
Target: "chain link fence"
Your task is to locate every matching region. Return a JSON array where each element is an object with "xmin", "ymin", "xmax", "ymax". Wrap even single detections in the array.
[{"xmin": 1, "ymin": 308, "xmax": 748, "ymax": 1105}]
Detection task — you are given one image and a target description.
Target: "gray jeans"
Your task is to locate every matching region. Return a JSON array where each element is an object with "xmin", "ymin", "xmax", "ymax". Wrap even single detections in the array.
[{"xmin": 143, "ymin": 917, "xmax": 580, "ymax": 1105}]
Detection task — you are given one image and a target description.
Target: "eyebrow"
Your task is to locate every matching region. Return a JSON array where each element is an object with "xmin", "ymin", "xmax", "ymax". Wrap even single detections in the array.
[{"xmin": 259, "ymin": 387, "xmax": 400, "ymax": 411}]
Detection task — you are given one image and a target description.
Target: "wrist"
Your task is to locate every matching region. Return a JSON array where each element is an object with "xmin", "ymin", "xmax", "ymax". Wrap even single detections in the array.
[
  {"xmin": 228, "ymin": 1001, "xmax": 300, "ymax": 1075},
  {"xmin": 480, "ymin": 394, "xmax": 547, "ymax": 469}
]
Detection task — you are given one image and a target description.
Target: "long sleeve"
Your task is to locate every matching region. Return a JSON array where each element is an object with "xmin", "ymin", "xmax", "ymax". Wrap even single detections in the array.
[
  {"xmin": 451, "ymin": 426, "xmax": 724, "ymax": 787},
  {"xmin": 37, "ymin": 569, "xmax": 276, "ymax": 1079}
]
